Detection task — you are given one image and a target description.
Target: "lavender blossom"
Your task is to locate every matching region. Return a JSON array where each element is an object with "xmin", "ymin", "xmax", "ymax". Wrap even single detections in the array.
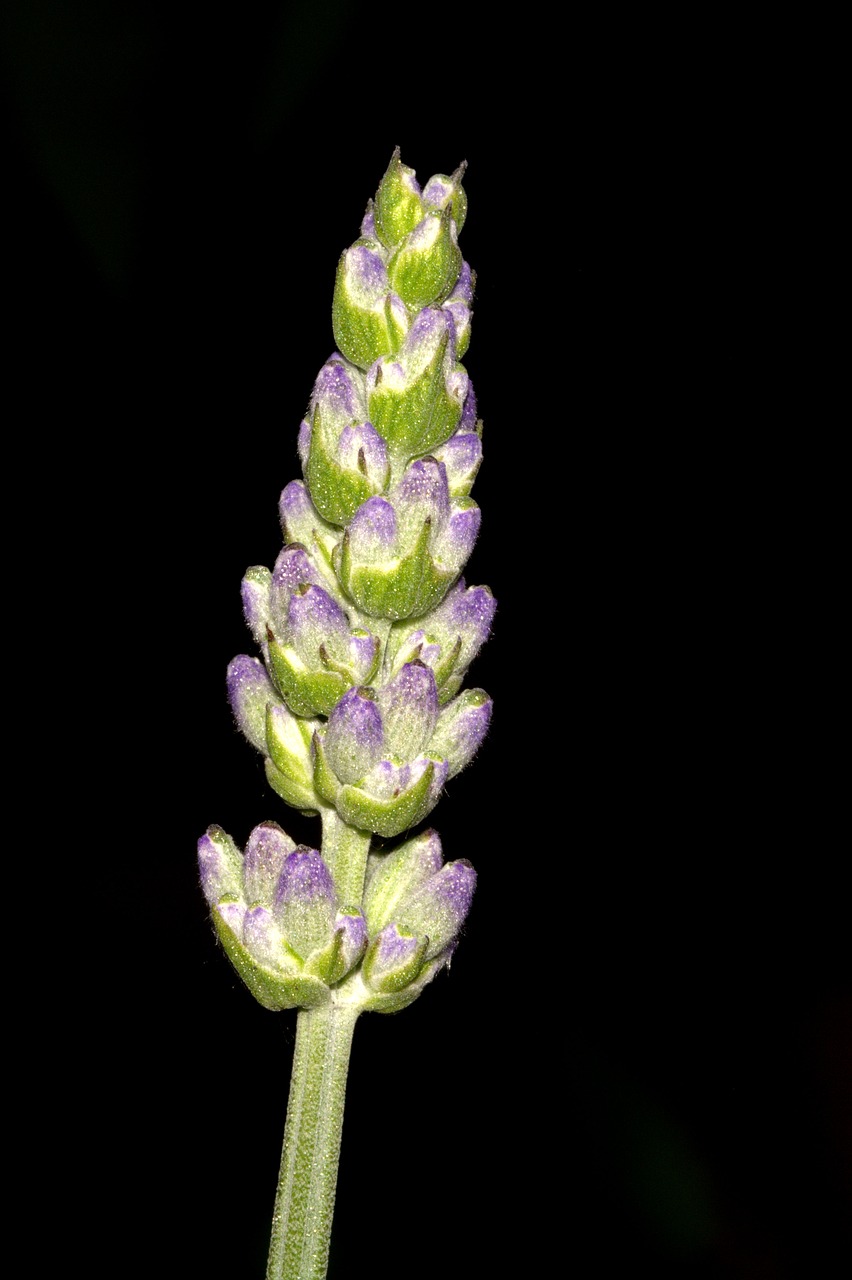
[
  {"xmin": 204, "ymin": 148, "xmax": 494, "ymax": 990},
  {"xmin": 198, "ymin": 152, "xmax": 495, "ymax": 1280},
  {"xmin": 312, "ymin": 660, "xmax": 490, "ymax": 838}
]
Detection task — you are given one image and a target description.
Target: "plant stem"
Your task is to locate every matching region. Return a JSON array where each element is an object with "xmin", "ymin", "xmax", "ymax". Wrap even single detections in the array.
[
  {"xmin": 265, "ymin": 814, "xmax": 369, "ymax": 1278},
  {"xmin": 319, "ymin": 808, "xmax": 372, "ymax": 907},
  {"xmin": 266, "ymin": 999, "xmax": 360, "ymax": 1280}
]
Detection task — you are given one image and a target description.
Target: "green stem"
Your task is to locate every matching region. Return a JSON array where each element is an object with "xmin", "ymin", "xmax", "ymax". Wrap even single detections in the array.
[
  {"xmin": 266, "ymin": 813, "xmax": 369, "ymax": 1279},
  {"xmin": 266, "ymin": 1000, "xmax": 360, "ymax": 1280},
  {"xmin": 319, "ymin": 807, "xmax": 372, "ymax": 906}
]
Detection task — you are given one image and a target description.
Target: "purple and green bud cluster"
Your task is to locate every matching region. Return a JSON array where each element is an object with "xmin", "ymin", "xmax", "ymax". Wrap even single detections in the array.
[
  {"xmin": 199, "ymin": 823, "xmax": 475, "ymax": 1014},
  {"xmin": 198, "ymin": 822, "xmax": 366, "ymax": 1010},
  {"xmin": 200, "ymin": 152, "xmax": 493, "ymax": 1013}
]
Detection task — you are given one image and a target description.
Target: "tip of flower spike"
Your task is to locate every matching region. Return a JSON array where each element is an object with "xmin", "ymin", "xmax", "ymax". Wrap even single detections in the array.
[{"xmin": 375, "ymin": 148, "xmax": 423, "ymax": 248}]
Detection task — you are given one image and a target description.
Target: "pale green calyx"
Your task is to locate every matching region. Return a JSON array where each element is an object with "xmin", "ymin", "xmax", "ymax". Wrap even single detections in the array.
[
  {"xmin": 387, "ymin": 205, "xmax": 462, "ymax": 310},
  {"xmin": 331, "ymin": 240, "xmax": 410, "ymax": 369},
  {"xmin": 374, "ymin": 147, "xmax": 423, "ymax": 248}
]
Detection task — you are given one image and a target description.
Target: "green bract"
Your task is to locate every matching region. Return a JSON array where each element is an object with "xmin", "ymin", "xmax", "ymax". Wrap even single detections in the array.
[{"xmin": 374, "ymin": 148, "xmax": 423, "ymax": 247}]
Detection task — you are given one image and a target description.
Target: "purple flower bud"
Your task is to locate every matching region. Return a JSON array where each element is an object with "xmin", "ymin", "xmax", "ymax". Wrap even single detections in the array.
[
  {"xmin": 430, "ymin": 689, "xmax": 492, "ymax": 777},
  {"xmin": 347, "ymin": 629, "xmax": 380, "ymax": 677},
  {"xmin": 438, "ymin": 581, "xmax": 496, "ymax": 667},
  {"xmin": 396, "ymin": 858, "xmax": 476, "ymax": 962},
  {"xmin": 215, "ymin": 900, "xmax": 246, "ymax": 939},
  {"xmin": 241, "ymin": 566, "xmax": 272, "ymax": 646},
  {"xmin": 332, "ymin": 242, "xmax": 410, "ymax": 368},
  {"xmin": 369, "ymin": 923, "xmax": 419, "ymax": 970},
  {"xmin": 434, "ymin": 501, "xmax": 481, "ymax": 571},
  {"xmin": 279, "ymin": 479, "xmax": 315, "ymax": 539},
  {"xmin": 360, "ymin": 757, "xmax": 412, "ymax": 800},
  {"xmin": 243, "ymin": 821, "xmax": 297, "ymax": 906},
  {"xmin": 345, "ymin": 242, "xmax": 389, "ymax": 301},
  {"xmin": 333, "ymin": 908, "xmax": 368, "ymax": 977},
  {"xmin": 276, "ymin": 847, "xmax": 335, "ymax": 904},
  {"xmin": 399, "ymin": 305, "xmax": 469, "ymax": 419},
  {"xmin": 395, "ymin": 457, "xmax": 451, "ymax": 532},
  {"xmin": 314, "ymin": 354, "xmax": 367, "ymax": 421},
  {"xmin": 405, "ymin": 304, "xmax": 453, "ymax": 362},
  {"xmin": 421, "ymin": 175, "xmax": 455, "ymax": 208},
  {"xmin": 443, "ymin": 299, "xmax": 470, "ymax": 359},
  {"xmin": 297, "ymin": 416, "xmax": 311, "ymax": 465},
  {"xmin": 362, "ymin": 923, "xmax": 428, "ymax": 993},
  {"xmin": 433, "ymin": 430, "xmax": 482, "ymax": 497},
  {"xmin": 324, "ymin": 687, "xmax": 384, "ymax": 784},
  {"xmin": 346, "ymin": 496, "xmax": 398, "ymax": 562},
  {"xmin": 286, "ymin": 583, "xmax": 348, "ymax": 650},
  {"xmin": 447, "ymin": 260, "xmax": 474, "ymax": 308},
  {"xmin": 243, "ymin": 905, "xmax": 293, "ymax": 971},
  {"xmin": 274, "ymin": 847, "xmax": 337, "ymax": 962},
  {"xmin": 377, "ymin": 661, "xmax": 439, "ymax": 761},
  {"xmin": 268, "ymin": 542, "xmax": 349, "ymax": 643},
  {"xmin": 364, "ymin": 755, "xmax": 448, "ymax": 805},
  {"xmin": 363, "ymin": 829, "xmax": 445, "ymax": 935},
  {"xmin": 266, "ymin": 700, "xmax": 317, "ymax": 768},
  {"xmin": 227, "ymin": 655, "xmax": 278, "ymax": 753},
  {"xmin": 446, "ymin": 364, "xmax": 468, "ymax": 406},
  {"xmin": 271, "ymin": 543, "xmax": 324, "ymax": 609},
  {"xmin": 458, "ymin": 379, "xmax": 477, "ymax": 430},
  {"xmin": 390, "ymin": 628, "xmax": 443, "ymax": 672},
  {"xmin": 278, "ymin": 483, "xmax": 340, "ymax": 577},
  {"xmin": 297, "ymin": 356, "xmax": 370, "ymax": 471},
  {"xmin": 422, "ymin": 161, "xmax": 467, "ymax": 232},
  {"xmin": 197, "ymin": 826, "xmax": 243, "ymax": 906},
  {"xmin": 337, "ymin": 422, "xmax": 389, "ymax": 481}
]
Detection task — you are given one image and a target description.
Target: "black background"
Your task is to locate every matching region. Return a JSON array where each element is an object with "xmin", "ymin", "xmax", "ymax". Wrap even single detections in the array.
[{"xmin": 4, "ymin": 4, "xmax": 848, "ymax": 1277}]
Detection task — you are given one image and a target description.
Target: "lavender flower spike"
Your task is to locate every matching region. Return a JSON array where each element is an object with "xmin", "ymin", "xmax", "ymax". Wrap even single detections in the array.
[{"xmin": 197, "ymin": 153, "xmax": 496, "ymax": 1280}]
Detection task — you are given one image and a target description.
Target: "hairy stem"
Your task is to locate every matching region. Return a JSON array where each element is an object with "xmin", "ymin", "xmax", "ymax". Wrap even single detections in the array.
[
  {"xmin": 319, "ymin": 807, "xmax": 372, "ymax": 907},
  {"xmin": 266, "ymin": 1000, "xmax": 360, "ymax": 1280}
]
